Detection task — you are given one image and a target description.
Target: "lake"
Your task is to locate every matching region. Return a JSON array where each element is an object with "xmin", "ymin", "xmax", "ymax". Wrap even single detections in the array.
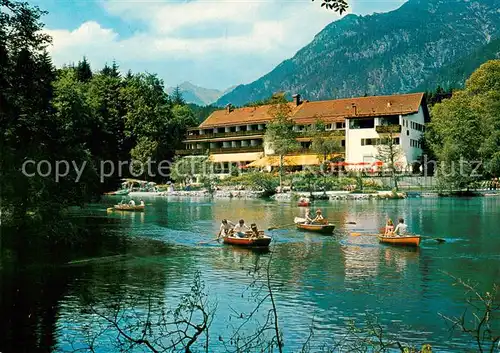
[{"xmin": 1, "ymin": 196, "xmax": 499, "ymax": 352}]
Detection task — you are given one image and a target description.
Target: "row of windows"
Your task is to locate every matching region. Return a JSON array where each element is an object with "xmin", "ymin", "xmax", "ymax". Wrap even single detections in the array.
[
  {"xmin": 350, "ymin": 118, "xmax": 375, "ymax": 129},
  {"xmin": 402, "ymin": 120, "xmax": 425, "ymax": 132},
  {"xmin": 410, "ymin": 139, "xmax": 422, "ymax": 148},
  {"xmin": 361, "ymin": 138, "xmax": 400, "ymax": 146}
]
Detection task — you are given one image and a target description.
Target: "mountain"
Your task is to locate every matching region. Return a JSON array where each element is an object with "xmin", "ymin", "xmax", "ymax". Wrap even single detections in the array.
[
  {"xmin": 414, "ymin": 37, "xmax": 500, "ymax": 91},
  {"xmin": 216, "ymin": 0, "xmax": 500, "ymax": 107},
  {"xmin": 167, "ymin": 82, "xmax": 235, "ymax": 106}
]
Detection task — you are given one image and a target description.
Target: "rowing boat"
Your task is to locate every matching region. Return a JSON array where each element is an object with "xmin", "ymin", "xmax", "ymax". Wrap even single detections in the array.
[
  {"xmin": 378, "ymin": 235, "xmax": 421, "ymax": 247},
  {"xmin": 105, "ymin": 189, "xmax": 130, "ymax": 196},
  {"xmin": 113, "ymin": 204, "xmax": 145, "ymax": 212},
  {"xmin": 222, "ymin": 231, "xmax": 272, "ymax": 247},
  {"xmin": 294, "ymin": 217, "xmax": 335, "ymax": 234}
]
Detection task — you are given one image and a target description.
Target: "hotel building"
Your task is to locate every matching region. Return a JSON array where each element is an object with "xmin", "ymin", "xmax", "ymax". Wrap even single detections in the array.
[{"xmin": 176, "ymin": 92, "xmax": 428, "ymax": 176}]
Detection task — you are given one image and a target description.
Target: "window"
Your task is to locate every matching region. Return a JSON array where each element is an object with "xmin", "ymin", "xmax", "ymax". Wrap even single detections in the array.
[
  {"xmin": 350, "ymin": 118, "xmax": 374, "ymax": 129},
  {"xmin": 407, "ymin": 130, "xmax": 410, "ymax": 136},
  {"xmin": 379, "ymin": 115, "xmax": 399, "ymax": 126},
  {"xmin": 341, "ymin": 139, "xmax": 346, "ymax": 147},
  {"xmin": 336, "ymin": 122, "xmax": 346, "ymax": 129},
  {"xmin": 394, "ymin": 138, "xmax": 400, "ymax": 145},
  {"xmin": 326, "ymin": 123, "xmax": 333, "ymax": 130}
]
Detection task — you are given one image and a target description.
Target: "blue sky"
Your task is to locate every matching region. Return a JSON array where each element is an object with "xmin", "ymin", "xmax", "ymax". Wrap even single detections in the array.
[{"xmin": 35, "ymin": 0, "xmax": 406, "ymax": 90}]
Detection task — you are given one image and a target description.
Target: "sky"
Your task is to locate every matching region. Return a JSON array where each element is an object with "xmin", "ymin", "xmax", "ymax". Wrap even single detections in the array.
[{"xmin": 33, "ymin": 0, "xmax": 407, "ymax": 90}]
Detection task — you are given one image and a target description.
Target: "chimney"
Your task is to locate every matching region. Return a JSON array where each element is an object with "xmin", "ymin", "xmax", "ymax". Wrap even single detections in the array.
[
  {"xmin": 226, "ymin": 103, "xmax": 233, "ymax": 113},
  {"xmin": 351, "ymin": 103, "xmax": 357, "ymax": 116},
  {"xmin": 292, "ymin": 94, "xmax": 302, "ymax": 106}
]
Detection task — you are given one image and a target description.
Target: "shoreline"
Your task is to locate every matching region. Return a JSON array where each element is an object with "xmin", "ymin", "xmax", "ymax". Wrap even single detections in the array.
[{"xmin": 123, "ymin": 189, "xmax": 500, "ymax": 201}]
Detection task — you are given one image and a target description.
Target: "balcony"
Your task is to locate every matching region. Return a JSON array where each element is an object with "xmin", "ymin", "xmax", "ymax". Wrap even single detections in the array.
[
  {"xmin": 185, "ymin": 129, "xmax": 266, "ymax": 140},
  {"xmin": 175, "ymin": 145, "xmax": 264, "ymax": 156},
  {"xmin": 376, "ymin": 125, "xmax": 402, "ymax": 134}
]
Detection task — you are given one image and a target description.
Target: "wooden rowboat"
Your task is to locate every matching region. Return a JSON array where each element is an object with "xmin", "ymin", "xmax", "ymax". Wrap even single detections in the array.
[
  {"xmin": 113, "ymin": 204, "xmax": 145, "ymax": 212},
  {"xmin": 378, "ymin": 235, "xmax": 421, "ymax": 247},
  {"xmin": 296, "ymin": 222, "xmax": 335, "ymax": 234},
  {"xmin": 105, "ymin": 189, "xmax": 130, "ymax": 196},
  {"xmin": 223, "ymin": 231, "xmax": 272, "ymax": 248}
]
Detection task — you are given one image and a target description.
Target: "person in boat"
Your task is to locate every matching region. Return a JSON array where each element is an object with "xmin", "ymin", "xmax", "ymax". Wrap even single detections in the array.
[
  {"xmin": 140, "ymin": 200, "xmax": 145, "ymax": 207},
  {"xmin": 304, "ymin": 208, "xmax": 313, "ymax": 224},
  {"xmin": 218, "ymin": 219, "xmax": 235, "ymax": 239},
  {"xmin": 311, "ymin": 209, "xmax": 326, "ymax": 224},
  {"xmin": 233, "ymin": 219, "xmax": 250, "ymax": 238},
  {"xmin": 384, "ymin": 219, "xmax": 395, "ymax": 236},
  {"xmin": 249, "ymin": 223, "xmax": 260, "ymax": 238},
  {"xmin": 129, "ymin": 199, "xmax": 136, "ymax": 207},
  {"xmin": 394, "ymin": 218, "xmax": 408, "ymax": 236}
]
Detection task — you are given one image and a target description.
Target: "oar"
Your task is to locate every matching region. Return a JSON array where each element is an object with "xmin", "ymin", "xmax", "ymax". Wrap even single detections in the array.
[
  {"xmin": 351, "ymin": 232, "xmax": 379, "ymax": 237},
  {"xmin": 198, "ymin": 238, "xmax": 220, "ymax": 245},
  {"xmin": 268, "ymin": 223, "xmax": 297, "ymax": 231},
  {"xmin": 420, "ymin": 235, "xmax": 446, "ymax": 243}
]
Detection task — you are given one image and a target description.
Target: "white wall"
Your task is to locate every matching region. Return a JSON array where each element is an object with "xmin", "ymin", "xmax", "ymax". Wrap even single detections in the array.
[
  {"xmin": 345, "ymin": 106, "xmax": 425, "ymax": 169},
  {"xmin": 400, "ymin": 106, "xmax": 425, "ymax": 166}
]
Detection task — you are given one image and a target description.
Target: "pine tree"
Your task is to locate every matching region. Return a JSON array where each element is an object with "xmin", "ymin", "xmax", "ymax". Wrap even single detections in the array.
[
  {"xmin": 171, "ymin": 85, "xmax": 185, "ymax": 106},
  {"xmin": 76, "ymin": 56, "xmax": 92, "ymax": 82}
]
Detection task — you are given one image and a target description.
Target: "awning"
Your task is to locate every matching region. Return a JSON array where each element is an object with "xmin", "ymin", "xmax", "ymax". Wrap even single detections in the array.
[
  {"xmin": 247, "ymin": 154, "xmax": 330, "ymax": 168},
  {"xmin": 209, "ymin": 152, "xmax": 263, "ymax": 163}
]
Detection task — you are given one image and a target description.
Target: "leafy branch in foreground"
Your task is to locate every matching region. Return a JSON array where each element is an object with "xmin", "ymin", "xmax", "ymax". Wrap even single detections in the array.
[
  {"xmin": 439, "ymin": 272, "xmax": 500, "ymax": 353},
  {"xmin": 312, "ymin": 0, "xmax": 349, "ymax": 13}
]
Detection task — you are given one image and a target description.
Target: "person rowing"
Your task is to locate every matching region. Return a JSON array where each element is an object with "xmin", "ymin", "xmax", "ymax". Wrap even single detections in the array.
[
  {"xmin": 233, "ymin": 219, "xmax": 250, "ymax": 237},
  {"xmin": 311, "ymin": 209, "xmax": 327, "ymax": 224},
  {"xmin": 394, "ymin": 218, "xmax": 408, "ymax": 236},
  {"xmin": 218, "ymin": 219, "xmax": 235, "ymax": 239}
]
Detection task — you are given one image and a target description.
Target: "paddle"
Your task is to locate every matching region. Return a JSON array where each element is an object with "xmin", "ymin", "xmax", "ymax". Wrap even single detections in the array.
[
  {"xmin": 198, "ymin": 238, "xmax": 220, "ymax": 245},
  {"xmin": 268, "ymin": 223, "xmax": 297, "ymax": 231},
  {"xmin": 350, "ymin": 232, "xmax": 446, "ymax": 243}
]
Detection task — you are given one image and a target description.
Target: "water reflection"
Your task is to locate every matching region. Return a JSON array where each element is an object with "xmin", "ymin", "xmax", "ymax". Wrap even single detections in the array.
[{"xmin": 1, "ymin": 197, "xmax": 499, "ymax": 353}]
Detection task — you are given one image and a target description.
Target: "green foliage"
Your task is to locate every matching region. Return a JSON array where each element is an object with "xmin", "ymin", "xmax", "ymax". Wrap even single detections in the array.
[
  {"xmin": 218, "ymin": 172, "xmax": 279, "ymax": 196},
  {"xmin": 244, "ymin": 92, "xmax": 289, "ymax": 107},
  {"xmin": 377, "ymin": 131, "xmax": 404, "ymax": 191},
  {"xmin": 264, "ymin": 103, "xmax": 300, "ymax": 188},
  {"xmin": 0, "ymin": 0, "xmax": 199, "ymax": 231},
  {"xmin": 170, "ymin": 85, "xmax": 186, "ymax": 106},
  {"xmin": 310, "ymin": 119, "xmax": 342, "ymax": 164},
  {"xmin": 187, "ymin": 103, "xmax": 219, "ymax": 123},
  {"xmin": 428, "ymin": 60, "xmax": 500, "ymax": 189},
  {"xmin": 170, "ymin": 156, "xmax": 211, "ymax": 184}
]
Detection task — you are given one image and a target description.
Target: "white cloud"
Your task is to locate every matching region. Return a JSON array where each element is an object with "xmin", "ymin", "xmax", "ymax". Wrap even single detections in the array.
[{"xmin": 44, "ymin": 0, "xmax": 405, "ymax": 88}]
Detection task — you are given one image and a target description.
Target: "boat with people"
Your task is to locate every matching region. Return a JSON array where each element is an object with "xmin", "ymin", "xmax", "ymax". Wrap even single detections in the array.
[
  {"xmin": 104, "ymin": 189, "xmax": 129, "ymax": 196},
  {"xmin": 378, "ymin": 235, "xmax": 421, "ymax": 247},
  {"xmin": 294, "ymin": 217, "xmax": 335, "ymax": 234},
  {"xmin": 297, "ymin": 197, "xmax": 310, "ymax": 207},
  {"xmin": 112, "ymin": 204, "xmax": 145, "ymax": 212},
  {"xmin": 222, "ymin": 231, "xmax": 272, "ymax": 248}
]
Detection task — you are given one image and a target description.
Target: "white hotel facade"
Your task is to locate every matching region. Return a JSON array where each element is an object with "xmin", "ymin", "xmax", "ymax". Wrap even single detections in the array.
[{"xmin": 177, "ymin": 92, "xmax": 428, "ymax": 174}]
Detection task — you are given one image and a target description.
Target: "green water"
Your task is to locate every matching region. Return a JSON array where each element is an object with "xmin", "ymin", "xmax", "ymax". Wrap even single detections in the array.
[{"xmin": 1, "ymin": 196, "xmax": 499, "ymax": 352}]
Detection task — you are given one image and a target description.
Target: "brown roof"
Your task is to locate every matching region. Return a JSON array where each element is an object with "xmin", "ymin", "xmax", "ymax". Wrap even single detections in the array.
[{"xmin": 198, "ymin": 93, "xmax": 424, "ymax": 128}]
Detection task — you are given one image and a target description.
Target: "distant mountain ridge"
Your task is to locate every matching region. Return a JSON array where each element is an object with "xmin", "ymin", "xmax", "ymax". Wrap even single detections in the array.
[
  {"xmin": 216, "ymin": 0, "xmax": 500, "ymax": 107},
  {"xmin": 167, "ymin": 82, "xmax": 235, "ymax": 106},
  {"xmin": 413, "ymin": 37, "xmax": 500, "ymax": 92}
]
